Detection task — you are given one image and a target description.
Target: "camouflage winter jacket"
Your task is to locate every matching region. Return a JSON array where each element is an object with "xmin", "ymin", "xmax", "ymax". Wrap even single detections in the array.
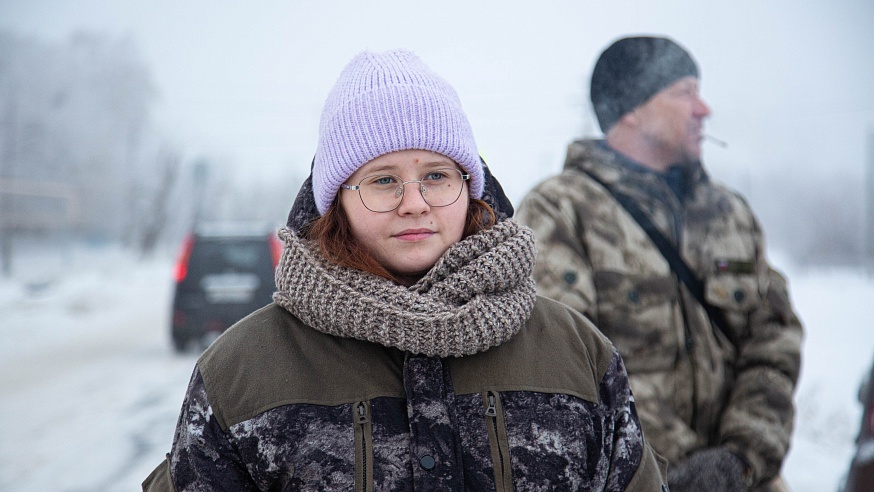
[
  {"xmin": 517, "ymin": 139, "xmax": 803, "ymax": 489},
  {"xmin": 143, "ymin": 298, "xmax": 667, "ymax": 491}
]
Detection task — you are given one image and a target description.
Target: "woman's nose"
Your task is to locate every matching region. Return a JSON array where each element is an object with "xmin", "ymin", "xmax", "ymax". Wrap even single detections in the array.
[{"xmin": 396, "ymin": 182, "xmax": 430, "ymax": 215}]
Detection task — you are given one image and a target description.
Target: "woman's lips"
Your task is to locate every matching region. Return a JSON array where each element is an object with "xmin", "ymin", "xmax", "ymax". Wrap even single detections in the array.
[{"xmin": 394, "ymin": 229, "xmax": 435, "ymax": 241}]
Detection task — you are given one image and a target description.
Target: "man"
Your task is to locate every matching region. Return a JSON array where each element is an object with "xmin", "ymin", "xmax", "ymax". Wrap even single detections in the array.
[{"xmin": 517, "ymin": 36, "xmax": 803, "ymax": 492}]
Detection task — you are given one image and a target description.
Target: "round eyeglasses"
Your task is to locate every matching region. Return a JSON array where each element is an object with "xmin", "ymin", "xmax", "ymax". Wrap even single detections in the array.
[{"xmin": 340, "ymin": 168, "xmax": 470, "ymax": 213}]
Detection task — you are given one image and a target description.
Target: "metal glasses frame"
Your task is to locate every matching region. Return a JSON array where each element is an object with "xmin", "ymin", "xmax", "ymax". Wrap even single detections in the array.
[{"xmin": 340, "ymin": 168, "xmax": 470, "ymax": 213}]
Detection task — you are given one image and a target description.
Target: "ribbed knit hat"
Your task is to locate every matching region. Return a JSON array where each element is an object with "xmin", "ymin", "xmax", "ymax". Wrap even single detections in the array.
[
  {"xmin": 591, "ymin": 36, "xmax": 699, "ymax": 132},
  {"xmin": 312, "ymin": 49, "xmax": 484, "ymax": 215}
]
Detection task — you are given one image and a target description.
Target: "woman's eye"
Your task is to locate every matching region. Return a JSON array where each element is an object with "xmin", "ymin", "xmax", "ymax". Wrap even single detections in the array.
[
  {"xmin": 370, "ymin": 176, "xmax": 397, "ymax": 186},
  {"xmin": 424, "ymin": 172, "xmax": 446, "ymax": 182}
]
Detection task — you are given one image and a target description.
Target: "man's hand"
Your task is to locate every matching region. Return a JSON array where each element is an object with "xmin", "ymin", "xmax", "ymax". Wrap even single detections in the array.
[{"xmin": 667, "ymin": 447, "xmax": 748, "ymax": 492}]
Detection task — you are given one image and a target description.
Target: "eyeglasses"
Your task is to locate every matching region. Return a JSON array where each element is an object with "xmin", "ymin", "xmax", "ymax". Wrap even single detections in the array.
[{"xmin": 340, "ymin": 168, "xmax": 470, "ymax": 213}]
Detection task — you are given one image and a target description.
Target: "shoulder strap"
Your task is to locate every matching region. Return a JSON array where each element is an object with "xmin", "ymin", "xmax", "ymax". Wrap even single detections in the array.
[{"xmin": 585, "ymin": 172, "xmax": 736, "ymax": 345}]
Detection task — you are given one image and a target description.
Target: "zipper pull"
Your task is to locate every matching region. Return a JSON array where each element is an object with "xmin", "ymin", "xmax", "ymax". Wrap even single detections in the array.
[
  {"xmin": 485, "ymin": 392, "xmax": 497, "ymax": 417},
  {"xmin": 356, "ymin": 402, "xmax": 369, "ymax": 424}
]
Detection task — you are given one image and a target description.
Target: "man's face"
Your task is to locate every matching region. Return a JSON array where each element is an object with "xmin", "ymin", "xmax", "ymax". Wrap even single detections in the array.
[{"xmin": 631, "ymin": 76, "xmax": 711, "ymax": 165}]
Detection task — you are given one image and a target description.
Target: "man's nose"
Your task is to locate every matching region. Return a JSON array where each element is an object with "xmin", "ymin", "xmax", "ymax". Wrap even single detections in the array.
[{"xmin": 694, "ymin": 95, "xmax": 711, "ymax": 118}]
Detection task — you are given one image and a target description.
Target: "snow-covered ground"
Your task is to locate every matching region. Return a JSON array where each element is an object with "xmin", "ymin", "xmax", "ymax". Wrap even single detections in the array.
[
  {"xmin": 0, "ymin": 246, "xmax": 872, "ymax": 491},
  {"xmin": 0, "ymin": 247, "xmax": 198, "ymax": 491}
]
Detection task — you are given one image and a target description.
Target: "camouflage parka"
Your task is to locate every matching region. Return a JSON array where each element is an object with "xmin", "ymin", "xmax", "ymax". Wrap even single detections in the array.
[
  {"xmin": 516, "ymin": 139, "xmax": 803, "ymax": 489},
  {"xmin": 142, "ymin": 298, "xmax": 667, "ymax": 491}
]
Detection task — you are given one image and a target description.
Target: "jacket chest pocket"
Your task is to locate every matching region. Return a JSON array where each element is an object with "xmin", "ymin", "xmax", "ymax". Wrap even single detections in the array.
[
  {"xmin": 704, "ymin": 269, "xmax": 762, "ymax": 345},
  {"xmin": 593, "ymin": 271, "xmax": 679, "ymax": 371}
]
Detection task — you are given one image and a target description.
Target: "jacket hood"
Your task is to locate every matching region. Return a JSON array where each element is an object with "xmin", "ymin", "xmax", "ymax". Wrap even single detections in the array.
[{"xmin": 564, "ymin": 139, "xmax": 709, "ymax": 193}]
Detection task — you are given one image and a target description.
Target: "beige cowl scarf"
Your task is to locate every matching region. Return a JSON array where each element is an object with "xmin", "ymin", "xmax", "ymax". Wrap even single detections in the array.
[{"xmin": 272, "ymin": 219, "xmax": 537, "ymax": 357}]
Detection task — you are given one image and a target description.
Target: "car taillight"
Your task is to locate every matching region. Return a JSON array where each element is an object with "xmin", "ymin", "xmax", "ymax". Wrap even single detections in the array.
[
  {"xmin": 269, "ymin": 232, "xmax": 283, "ymax": 267},
  {"xmin": 174, "ymin": 234, "xmax": 195, "ymax": 282}
]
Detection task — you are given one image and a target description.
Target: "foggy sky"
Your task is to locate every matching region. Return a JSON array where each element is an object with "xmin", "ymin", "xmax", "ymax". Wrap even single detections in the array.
[{"xmin": 1, "ymin": 0, "xmax": 873, "ymax": 208}]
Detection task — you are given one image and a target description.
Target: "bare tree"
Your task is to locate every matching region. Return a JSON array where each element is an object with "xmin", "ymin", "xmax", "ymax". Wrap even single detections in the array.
[
  {"xmin": 137, "ymin": 147, "xmax": 180, "ymax": 258},
  {"xmin": 0, "ymin": 30, "xmax": 165, "ymax": 272}
]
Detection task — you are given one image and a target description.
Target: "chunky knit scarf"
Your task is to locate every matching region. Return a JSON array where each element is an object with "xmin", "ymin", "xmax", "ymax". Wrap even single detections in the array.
[{"xmin": 273, "ymin": 220, "xmax": 537, "ymax": 357}]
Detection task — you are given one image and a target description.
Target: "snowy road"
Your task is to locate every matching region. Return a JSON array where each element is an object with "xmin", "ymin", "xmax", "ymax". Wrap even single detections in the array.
[
  {"xmin": 0, "ymin": 254, "xmax": 198, "ymax": 491},
  {"xmin": 1, "ymin": 250, "xmax": 872, "ymax": 491}
]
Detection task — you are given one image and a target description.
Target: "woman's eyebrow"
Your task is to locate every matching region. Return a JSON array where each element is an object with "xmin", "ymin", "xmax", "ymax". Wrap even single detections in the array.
[
  {"xmin": 361, "ymin": 164, "xmax": 398, "ymax": 175},
  {"xmin": 362, "ymin": 159, "xmax": 456, "ymax": 175},
  {"xmin": 418, "ymin": 160, "xmax": 458, "ymax": 171}
]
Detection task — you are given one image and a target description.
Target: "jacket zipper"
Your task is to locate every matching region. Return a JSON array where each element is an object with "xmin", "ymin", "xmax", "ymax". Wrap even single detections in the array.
[
  {"xmin": 354, "ymin": 401, "xmax": 372, "ymax": 492},
  {"xmin": 486, "ymin": 393, "xmax": 504, "ymax": 472},
  {"xmin": 484, "ymin": 391, "xmax": 512, "ymax": 491},
  {"xmin": 677, "ymin": 289, "xmax": 700, "ymax": 428}
]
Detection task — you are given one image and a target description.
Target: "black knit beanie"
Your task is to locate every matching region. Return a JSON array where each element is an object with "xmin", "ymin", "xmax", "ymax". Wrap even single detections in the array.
[{"xmin": 591, "ymin": 36, "xmax": 699, "ymax": 132}]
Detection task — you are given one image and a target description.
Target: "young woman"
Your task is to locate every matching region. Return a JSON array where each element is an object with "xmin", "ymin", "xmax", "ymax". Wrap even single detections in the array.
[{"xmin": 144, "ymin": 49, "xmax": 666, "ymax": 491}]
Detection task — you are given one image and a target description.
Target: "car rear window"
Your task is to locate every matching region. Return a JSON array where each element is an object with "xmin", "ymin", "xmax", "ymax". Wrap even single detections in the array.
[{"xmin": 188, "ymin": 238, "xmax": 270, "ymax": 277}]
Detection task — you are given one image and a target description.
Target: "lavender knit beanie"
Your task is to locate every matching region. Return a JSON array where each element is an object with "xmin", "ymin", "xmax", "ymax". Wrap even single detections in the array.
[{"xmin": 312, "ymin": 49, "xmax": 484, "ymax": 215}]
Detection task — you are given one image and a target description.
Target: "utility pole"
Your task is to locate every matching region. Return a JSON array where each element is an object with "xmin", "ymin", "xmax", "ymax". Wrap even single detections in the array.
[
  {"xmin": 191, "ymin": 158, "xmax": 210, "ymax": 227},
  {"xmin": 0, "ymin": 88, "xmax": 18, "ymax": 277},
  {"xmin": 867, "ymin": 131, "xmax": 874, "ymax": 276}
]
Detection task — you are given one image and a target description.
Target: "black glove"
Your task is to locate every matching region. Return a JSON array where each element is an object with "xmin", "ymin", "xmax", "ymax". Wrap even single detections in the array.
[{"xmin": 667, "ymin": 447, "xmax": 748, "ymax": 492}]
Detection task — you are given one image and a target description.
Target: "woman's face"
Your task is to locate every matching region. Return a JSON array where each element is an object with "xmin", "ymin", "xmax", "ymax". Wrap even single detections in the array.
[{"xmin": 340, "ymin": 149, "xmax": 469, "ymax": 281}]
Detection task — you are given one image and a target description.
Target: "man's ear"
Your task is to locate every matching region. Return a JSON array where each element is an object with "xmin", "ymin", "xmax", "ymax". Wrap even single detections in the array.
[
  {"xmin": 617, "ymin": 109, "xmax": 640, "ymax": 128},
  {"xmin": 605, "ymin": 111, "xmax": 639, "ymax": 141}
]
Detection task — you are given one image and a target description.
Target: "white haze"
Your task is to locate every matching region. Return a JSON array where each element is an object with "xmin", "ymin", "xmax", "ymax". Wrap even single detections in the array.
[
  {"xmin": 2, "ymin": 1, "xmax": 873, "ymax": 204},
  {"xmin": 3, "ymin": 1, "xmax": 874, "ymax": 265}
]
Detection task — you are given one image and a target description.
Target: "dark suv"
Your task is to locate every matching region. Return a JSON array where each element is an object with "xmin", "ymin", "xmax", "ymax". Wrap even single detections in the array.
[
  {"xmin": 843, "ymin": 354, "xmax": 874, "ymax": 491},
  {"xmin": 170, "ymin": 223, "xmax": 282, "ymax": 352}
]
